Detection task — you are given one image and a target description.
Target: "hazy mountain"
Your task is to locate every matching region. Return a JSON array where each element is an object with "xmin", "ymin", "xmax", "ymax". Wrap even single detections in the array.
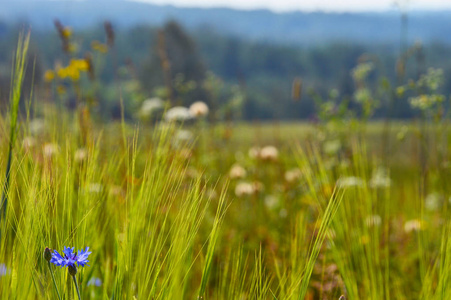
[{"xmin": 1, "ymin": 0, "xmax": 451, "ymax": 45}]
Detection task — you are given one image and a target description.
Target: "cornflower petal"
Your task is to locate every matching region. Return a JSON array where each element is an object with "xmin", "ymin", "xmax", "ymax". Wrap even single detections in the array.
[
  {"xmin": 63, "ymin": 247, "xmax": 75, "ymax": 257},
  {"xmin": 76, "ymin": 247, "xmax": 92, "ymax": 267},
  {"xmin": 50, "ymin": 250, "xmax": 66, "ymax": 267}
]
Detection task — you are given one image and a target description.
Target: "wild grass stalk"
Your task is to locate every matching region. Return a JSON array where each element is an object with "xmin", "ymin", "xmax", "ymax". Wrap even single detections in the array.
[
  {"xmin": 198, "ymin": 184, "xmax": 229, "ymax": 298},
  {"xmin": 0, "ymin": 30, "xmax": 30, "ymax": 224},
  {"xmin": 297, "ymin": 189, "xmax": 344, "ymax": 299}
]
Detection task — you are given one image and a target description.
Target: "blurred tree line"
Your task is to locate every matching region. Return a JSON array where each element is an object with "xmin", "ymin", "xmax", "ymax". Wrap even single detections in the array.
[{"xmin": 0, "ymin": 19, "xmax": 450, "ymax": 121}]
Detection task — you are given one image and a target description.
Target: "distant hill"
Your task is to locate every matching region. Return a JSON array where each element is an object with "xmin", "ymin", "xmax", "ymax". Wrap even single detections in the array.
[{"xmin": 1, "ymin": 0, "xmax": 451, "ymax": 45}]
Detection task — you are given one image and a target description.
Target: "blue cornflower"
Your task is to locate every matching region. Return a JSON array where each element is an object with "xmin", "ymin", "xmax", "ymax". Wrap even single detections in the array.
[
  {"xmin": 0, "ymin": 263, "xmax": 9, "ymax": 277},
  {"xmin": 87, "ymin": 277, "xmax": 102, "ymax": 287},
  {"xmin": 50, "ymin": 246, "xmax": 91, "ymax": 268}
]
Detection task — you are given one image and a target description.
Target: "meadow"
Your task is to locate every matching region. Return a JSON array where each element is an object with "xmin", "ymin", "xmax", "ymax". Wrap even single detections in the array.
[{"xmin": 0, "ymin": 31, "xmax": 450, "ymax": 300}]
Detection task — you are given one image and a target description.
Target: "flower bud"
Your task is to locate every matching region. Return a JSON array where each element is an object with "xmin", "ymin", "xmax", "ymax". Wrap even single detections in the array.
[
  {"xmin": 68, "ymin": 265, "xmax": 77, "ymax": 276},
  {"xmin": 44, "ymin": 247, "xmax": 52, "ymax": 262}
]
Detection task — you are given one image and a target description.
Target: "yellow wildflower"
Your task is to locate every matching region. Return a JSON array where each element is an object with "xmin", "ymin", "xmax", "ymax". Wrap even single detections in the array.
[
  {"xmin": 44, "ymin": 70, "xmax": 55, "ymax": 82},
  {"xmin": 70, "ymin": 59, "xmax": 89, "ymax": 71},
  {"xmin": 67, "ymin": 67, "xmax": 80, "ymax": 81},
  {"xmin": 57, "ymin": 67, "xmax": 68, "ymax": 79},
  {"xmin": 91, "ymin": 41, "xmax": 108, "ymax": 54},
  {"xmin": 62, "ymin": 27, "xmax": 72, "ymax": 39}
]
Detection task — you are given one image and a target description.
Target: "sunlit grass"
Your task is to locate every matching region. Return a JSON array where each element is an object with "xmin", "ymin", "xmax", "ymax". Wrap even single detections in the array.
[{"xmin": 0, "ymin": 32, "xmax": 450, "ymax": 299}]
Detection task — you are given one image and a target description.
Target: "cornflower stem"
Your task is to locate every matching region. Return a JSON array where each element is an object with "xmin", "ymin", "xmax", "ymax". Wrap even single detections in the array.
[
  {"xmin": 47, "ymin": 261, "xmax": 62, "ymax": 300},
  {"xmin": 72, "ymin": 274, "xmax": 82, "ymax": 300}
]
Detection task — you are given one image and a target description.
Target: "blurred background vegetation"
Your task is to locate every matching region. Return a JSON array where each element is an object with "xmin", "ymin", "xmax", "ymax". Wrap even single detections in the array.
[{"xmin": 1, "ymin": 0, "xmax": 451, "ymax": 121}]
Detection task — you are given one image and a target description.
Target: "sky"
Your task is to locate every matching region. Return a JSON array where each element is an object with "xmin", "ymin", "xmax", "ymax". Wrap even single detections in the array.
[{"xmin": 132, "ymin": 0, "xmax": 451, "ymax": 12}]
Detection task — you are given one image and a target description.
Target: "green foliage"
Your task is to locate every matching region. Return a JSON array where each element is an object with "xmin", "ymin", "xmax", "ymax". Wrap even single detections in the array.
[{"xmin": 2, "ymin": 22, "xmax": 451, "ymax": 120}]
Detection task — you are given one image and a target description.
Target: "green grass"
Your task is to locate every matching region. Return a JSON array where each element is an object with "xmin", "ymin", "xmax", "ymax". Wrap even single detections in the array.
[
  {"xmin": 0, "ymin": 106, "xmax": 449, "ymax": 298},
  {"xmin": 0, "ymin": 31, "xmax": 30, "ymax": 224},
  {"xmin": 0, "ymin": 33, "xmax": 450, "ymax": 299}
]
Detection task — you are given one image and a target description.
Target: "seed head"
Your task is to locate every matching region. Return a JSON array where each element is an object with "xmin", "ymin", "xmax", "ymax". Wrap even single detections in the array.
[
  {"xmin": 292, "ymin": 77, "xmax": 302, "ymax": 101},
  {"xmin": 104, "ymin": 21, "xmax": 115, "ymax": 47},
  {"xmin": 44, "ymin": 247, "xmax": 52, "ymax": 262}
]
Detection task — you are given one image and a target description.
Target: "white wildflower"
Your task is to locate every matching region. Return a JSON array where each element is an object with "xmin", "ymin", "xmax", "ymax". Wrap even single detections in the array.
[
  {"xmin": 279, "ymin": 208, "xmax": 288, "ymax": 218},
  {"xmin": 43, "ymin": 143, "xmax": 59, "ymax": 158},
  {"xmin": 229, "ymin": 164, "xmax": 247, "ymax": 179},
  {"xmin": 206, "ymin": 189, "xmax": 218, "ymax": 200},
  {"xmin": 165, "ymin": 106, "xmax": 192, "ymax": 122},
  {"xmin": 369, "ymin": 167, "xmax": 391, "ymax": 188},
  {"xmin": 88, "ymin": 183, "xmax": 103, "ymax": 193},
  {"xmin": 284, "ymin": 168, "xmax": 302, "ymax": 183},
  {"xmin": 235, "ymin": 182, "xmax": 254, "ymax": 197},
  {"xmin": 74, "ymin": 148, "xmax": 88, "ymax": 163},
  {"xmin": 264, "ymin": 195, "xmax": 279, "ymax": 209},
  {"xmin": 336, "ymin": 176, "xmax": 364, "ymax": 188},
  {"xmin": 425, "ymin": 193, "xmax": 441, "ymax": 211},
  {"xmin": 29, "ymin": 118, "xmax": 45, "ymax": 135},
  {"xmin": 22, "ymin": 136, "xmax": 36, "ymax": 150},
  {"xmin": 140, "ymin": 97, "xmax": 164, "ymax": 118},
  {"xmin": 175, "ymin": 129, "xmax": 193, "ymax": 143},
  {"xmin": 248, "ymin": 147, "xmax": 261, "ymax": 159},
  {"xmin": 365, "ymin": 215, "xmax": 382, "ymax": 227},
  {"xmin": 260, "ymin": 146, "xmax": 279, "ymax": 161},
  {"xmin": 323, "ymin": 139, "xmax": 341, "ymax": 155},
  {"xmin": 189, "ymin": 101, "xmax": 209, "ymax": 118},
  {"xmin": 404, "ymin": 219, "xmax": 424, "ymax": 233},
  {"xmin": 109, "ymin": 186, "xmax": 124, "ymax": 197},
  {"xmin": 234, "ymin": 181, "xmax": 263, "ymax": 197}
]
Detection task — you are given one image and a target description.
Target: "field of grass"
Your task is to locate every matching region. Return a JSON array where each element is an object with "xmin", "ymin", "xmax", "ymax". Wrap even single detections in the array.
[
  {"xmin": 0, "ymin": 108, "xmax": 450, "ymax": 299},
  {"xmin": 0, "ymin": 32, "xmax": 450, "ymax": 300}
]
